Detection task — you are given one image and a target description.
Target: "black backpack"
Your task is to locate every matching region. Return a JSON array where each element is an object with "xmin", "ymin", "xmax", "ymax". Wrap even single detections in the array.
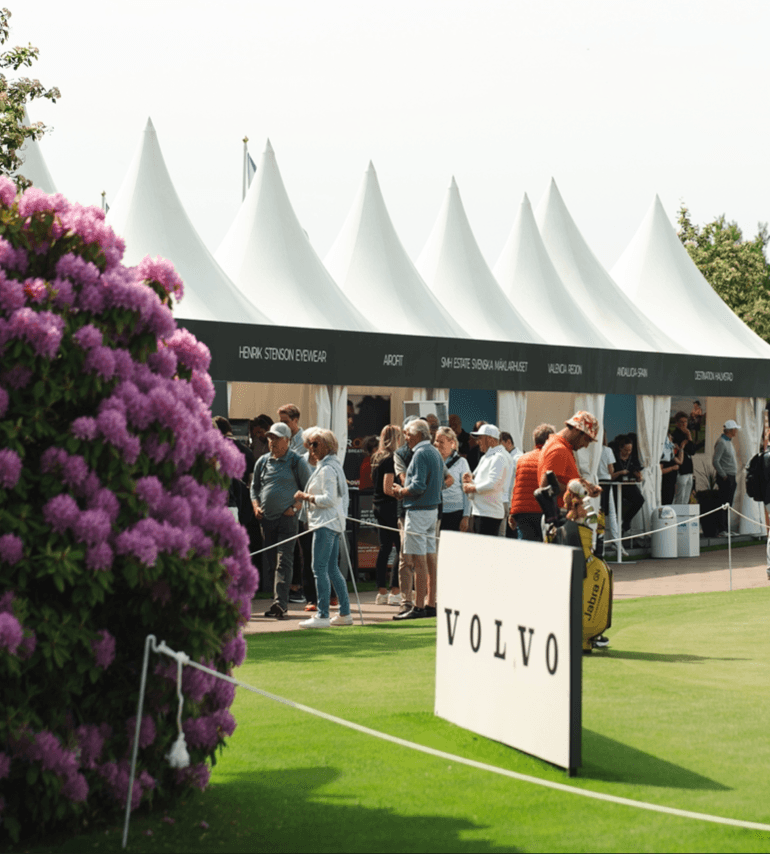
[{"xmin": 744, "ymin": 450, "xmax": 768, "ymax": 501}]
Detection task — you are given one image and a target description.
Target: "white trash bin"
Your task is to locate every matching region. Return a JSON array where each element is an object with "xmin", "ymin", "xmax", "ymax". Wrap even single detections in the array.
[
  {"xmin": 671, "ymin": 504, "xmax": 700, "ymax": 558},
  {"xmin": 652, "ymin": 506, "xmax": 677, "ymax": 559}
]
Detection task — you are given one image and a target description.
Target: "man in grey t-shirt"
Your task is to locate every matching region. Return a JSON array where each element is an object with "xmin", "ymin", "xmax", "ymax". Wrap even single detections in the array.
[
  {"xmin": 251, "ymin": 422, "xmax": 311, "ymax": 617},
  {"xmin": 712, "ymin": 419, "xmax": 740, "ymax": 537}
]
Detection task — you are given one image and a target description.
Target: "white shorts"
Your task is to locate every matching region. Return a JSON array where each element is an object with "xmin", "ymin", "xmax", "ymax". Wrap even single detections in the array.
[{"xmin": 403, "ymin": 508, "xmax": 439, "ymax": 556}]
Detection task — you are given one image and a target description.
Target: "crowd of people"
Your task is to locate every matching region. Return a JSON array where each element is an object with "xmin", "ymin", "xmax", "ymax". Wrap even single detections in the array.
[{"xmin": 214, "ymin": 398, "xmax": 746, "ymax": 630}]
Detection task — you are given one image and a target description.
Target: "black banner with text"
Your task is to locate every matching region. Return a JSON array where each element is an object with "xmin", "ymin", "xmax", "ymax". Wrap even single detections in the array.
[{"xmin": 181, "ymin": 319, "xmax": 769, "ymax": 398}]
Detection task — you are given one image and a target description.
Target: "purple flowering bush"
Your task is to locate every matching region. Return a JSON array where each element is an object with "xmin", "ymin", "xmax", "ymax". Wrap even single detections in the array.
[{"xmin": 0, "ymin": 182, "xmax": 257, "ymax": 841}]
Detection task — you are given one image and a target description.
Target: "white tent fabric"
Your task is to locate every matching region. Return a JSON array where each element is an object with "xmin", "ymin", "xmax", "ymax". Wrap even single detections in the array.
[
  {"xmin": 574, "ymin": 394, "xmax": 605, "ymax": 484},
  {"xmin": 17, "ymin": 110, "xmax": 56, "ymax": 194},
  {"xmin": 324, "ymin": 163, "xmax": 465, "ymax": 338},
  {"xmin": 735, "ymin": 398, "xmax": 765, "ymax": 535},
  {"xmin": 107, "ymin": 119, "xmax": 270, "ymax": 326},
  {"xmin": 416, "ymin": 178, "xmax": 540, "ymax": 342},
  {"xmin": 217, "ymin": 141, "xmax": 371, "ymax": 332},
  {"xmin": 493, "ymin": 195, "xmax": 611, "ymax": 349},
  {"xmin": 314, "ymin": 385, "xmax": 349, "ymax": 462},
  {"xmin": 536, "ymin": 180, "xmax": 683, "ymax": 354},
  {"xmin": 636, "ymin": 395, "xmax": 671, "ymax": 532},
  {"xmin": 611, "ymin": 196, "xmax": 770, "ymax": 360},
  {"xmin": 497, "ymin": 391, "xmax": 527, "ymax": 453}
]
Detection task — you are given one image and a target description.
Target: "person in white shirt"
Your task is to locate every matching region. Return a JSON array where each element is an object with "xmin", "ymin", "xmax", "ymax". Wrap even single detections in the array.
[
  {"xmin": 461, "ymin": 424, "xmax": 513, "ymax": 536},
  {"xmin": 294, "ymin": 428, "xmax": 353, "ymax": 629}
]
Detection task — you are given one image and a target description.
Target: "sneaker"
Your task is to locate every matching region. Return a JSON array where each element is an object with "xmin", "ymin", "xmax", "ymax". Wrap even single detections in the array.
[
  {"xmin": 288, "ymin": 590, "xmax": 307, "ymax": 604},
  {"xmin": 304, "ymin": 603, "xmax": 317, "ymax": 612},
  {"xmin": 424, "ymin": 606, "xmax": 437, "ymax": 618},
  {"xmin": 299, "ymin": 614, "xmax": 331, "ymax": 629},
  {"xmin": 264, "ymin": 603, "xmax": 286, "ymax": 620},
  {"xmin": 393, "ymin": 605, "xmax": 413, "ymax": 619},
  {"xmin": 592, "ymin": 635, "xmax": 610, "ymax": 648},
  {"xmin": 387, "ymin": 593, "xmax": 402, "ymax": 606},
  {"xmin": 330, "ymin": 613, "xmax": 353, "ymax": 626},
  {"xmin": 717, "ymin": 531, "xmax": 730, "ymax": 538},
  {"xmin": 375, "ymin": 593, "xmax": 389, "ymax": 605},
  {"xmin": 393, "ymin": 607, "xmax": 426, "ymax": 621}
]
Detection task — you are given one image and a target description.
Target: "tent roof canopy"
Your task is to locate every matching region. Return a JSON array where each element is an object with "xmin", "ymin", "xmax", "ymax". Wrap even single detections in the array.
[
  {"xmin": 536, "ymin": 179, "xmax": 683, "ymax": 355},
  {"xmin": 216, "ymin": 140, "xmax": 371, "ymax": 333},
  {"xmin": 324, "ymin": 162, "xmax": 466, "ymax": 338},
  {"xmin": 493, "ymin": 193, "xmax": 611, "ymax": 350},
  {"xmin": 417, "ymin": 177, "xmax": 542, "ymax": 343},
  {"xmin": 107, "ymin": 118, "xmax": 270, "ymax": 326},
  {"xmin": 612, "ymin": 195, "xmax": 770, "ymax": 360}
]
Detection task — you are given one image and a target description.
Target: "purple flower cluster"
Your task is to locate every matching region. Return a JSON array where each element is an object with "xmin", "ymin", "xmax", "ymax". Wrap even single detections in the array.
[
  {"xmin": 126, "ymin": 714, "xmax": 156, "ymax": 750},
  {"xmin": 0, "ymin": 612, "xmax": 23, "ymax": 654},
  {"xmin": 182, "ymin": 709, "xmax": 236, "ymax": 751},
  {"xmin": 137, "ymin": 255, "xmax": 184, "ymax": 301},
  {"xmin": 174, "ymin": 761, "xmax": 210, "ymax": 791},
  {"xmin": 220, "ymin": 633, "xmax": 247, "ymax": 668},
  {"xmin": 165, "ymin": 329, "xmax": 211, "ymax": 374},
  {"xmin": 13, "ymin": 730, "xmax": 88, "ymax": 802},
  {"xmin": 96, "ymin": 759, "xmax": 155, "ymax": 810},
  {"xmin": 74, "ymin": 723, "xmax": 111, "ymax": 770},
  {"xmin": 0, "ymin": 448, "xmax": 21, "ymax": 490},
  {"xmin": 92, "ymin": 629, "xmax": 116, "ymax": 670},
  {"xmin": 182, "ymin": 663, "xmax": 217, "ymax": 704},
  {"xmin": 0, "ymin": 307, "xmax": 65, "ymax": 360}
]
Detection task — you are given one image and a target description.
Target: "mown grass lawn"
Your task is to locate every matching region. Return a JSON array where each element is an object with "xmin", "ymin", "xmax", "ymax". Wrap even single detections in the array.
[{"xmin": 11, "ymin": 587, "xmax": 770, "ymax": 853}]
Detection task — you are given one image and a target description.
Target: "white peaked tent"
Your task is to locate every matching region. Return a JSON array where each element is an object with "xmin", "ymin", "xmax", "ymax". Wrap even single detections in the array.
[
  {"xmin": 611, "ymin": 196, "xmax": 770, "ymax": 360},
  {"xmin": 107, "ymin": 119, "xmax": 270, "ymax": 326},
  {"xmin": 324, "ymin": 163, "xmax": 466, "ymax": 338},
  {"xmin": 493, "ymin": 194, "xmax": 612, "ymax": 350},
  {"xmin": 216, "ymin": 141, "xmax": 371, "ymax": 332},
  {"xmin": 416, "ymin": 177, "xmax": 541, "ymax": 343},
  {"xmin": 536, "ymin": 180, "xmax": 683, "ymax": 354},
  {"xmin": 17, "ymin": 110, "xmax": 56, "ymax": 194}
]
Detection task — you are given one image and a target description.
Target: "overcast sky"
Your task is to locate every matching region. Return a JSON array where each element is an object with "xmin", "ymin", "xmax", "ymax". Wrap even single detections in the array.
[{"xmin": 14, "ymin": 0, "xmax": 770, "ymax": 271}]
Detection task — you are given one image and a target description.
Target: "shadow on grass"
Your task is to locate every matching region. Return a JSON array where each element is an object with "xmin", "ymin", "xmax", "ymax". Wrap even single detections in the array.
[
  {"xmin": 581, "ymin": 729, "xmax": 729, "ymax": 791},
  {"xmin": 245, "ymin": 623, "xmax": 437, "ymax": 664},
  {"xmin": 194, "ymin": 765, "xmax": 517, "ymax": 854},
  {"xmin": 600, "ymin": 649, "xmax": 748, "ymax": 664}
]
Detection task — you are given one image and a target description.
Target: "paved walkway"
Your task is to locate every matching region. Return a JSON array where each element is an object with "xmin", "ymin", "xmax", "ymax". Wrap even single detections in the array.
[{"xmin": 245, "ymin": 542, "xmax": 770, "ymax": 635}]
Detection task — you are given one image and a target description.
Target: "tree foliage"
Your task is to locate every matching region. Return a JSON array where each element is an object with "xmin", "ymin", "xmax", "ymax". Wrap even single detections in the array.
[
  {"xmin": 677, "ymin": 203, "xmax": 770, "ymax": 343},
  {"xmin": 0, "ymin": 7, "xmax": 60, "ymax": 188}
]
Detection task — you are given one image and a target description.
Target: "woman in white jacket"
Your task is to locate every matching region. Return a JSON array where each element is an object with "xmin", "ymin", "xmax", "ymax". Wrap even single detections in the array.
[{"xmin": 295, "ymin": 428, "xmax": 353, "ymax": 629}]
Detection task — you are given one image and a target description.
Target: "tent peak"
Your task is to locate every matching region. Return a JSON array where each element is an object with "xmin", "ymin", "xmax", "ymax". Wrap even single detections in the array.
[
  {"xmin": 366, "ymin": 160, "xmax": 376, "ymax": 174},
  {"xmin": 264, "ymin": 138, "xmax": 274, "ymax": 154},
  {"xmin": 449, "ymin": 175, "xmax": 458, "ymax": 189},
  {"xmin": 144, "ymin": 117, "xmax": 155, "ymax": 132}
]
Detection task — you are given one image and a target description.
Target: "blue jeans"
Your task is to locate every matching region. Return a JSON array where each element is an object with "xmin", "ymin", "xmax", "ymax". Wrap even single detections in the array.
[{"xmin": 312, "ymin": 527, "xmax": 351, "ymax": 619}]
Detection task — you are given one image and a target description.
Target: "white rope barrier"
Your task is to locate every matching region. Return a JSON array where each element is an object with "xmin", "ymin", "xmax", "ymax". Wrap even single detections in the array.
[{"xmin": 122, "ymin": 634, "xmax": 770, "ymax": 847}]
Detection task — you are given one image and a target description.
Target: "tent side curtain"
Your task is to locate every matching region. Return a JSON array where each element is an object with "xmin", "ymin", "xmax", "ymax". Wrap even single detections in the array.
[
  {"xmin": 735, "ymin": 398, "xmax": 765, "ymax": 535},
  {"xmin": 635, "ymin": 395, "xmax": 671, "ymax": 533},
  {"xmin": 497, "ymin": 391, "xmax": 527, "ymax": 453}
]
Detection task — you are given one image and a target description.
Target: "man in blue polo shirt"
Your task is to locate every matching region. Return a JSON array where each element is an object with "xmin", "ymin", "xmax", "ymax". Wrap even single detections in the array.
[
  {"xmin": 391, "ymin": 419, "xmax": 444, "ymax": 620},
  {"xmin": 250, "ymin": 422, "xmax": 311, "ymax": 618}
]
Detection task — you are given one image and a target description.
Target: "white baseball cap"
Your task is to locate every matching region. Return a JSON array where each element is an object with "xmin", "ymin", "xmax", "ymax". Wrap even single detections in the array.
[
  {"xmin": 724, "ymin": 420, "xmax": 741, "ymax": 430},
  {"xmin": 471, "ymin": 424, "xmax": 500, "ymax": 440}
]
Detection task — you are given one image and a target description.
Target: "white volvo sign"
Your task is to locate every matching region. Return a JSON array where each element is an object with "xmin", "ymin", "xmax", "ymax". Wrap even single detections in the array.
[{"xmin": 435, "ymin": 531, "xmax": 583, "ymax": 774}]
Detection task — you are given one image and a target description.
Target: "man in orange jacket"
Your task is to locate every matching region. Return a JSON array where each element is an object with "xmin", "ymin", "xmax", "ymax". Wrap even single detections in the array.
[{"xmin": 508, "ymin": 423, "xmax": 556, "ymax": 541}]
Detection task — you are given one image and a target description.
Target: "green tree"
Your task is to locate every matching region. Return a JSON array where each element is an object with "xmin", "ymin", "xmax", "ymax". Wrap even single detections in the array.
[
  {"xmin": 0, "ymin": 7, "xmax": 59, "ymax": 188},
  {"xmin": 677, "ymin": 203, "xmax": 770, "ymax": 343}
]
